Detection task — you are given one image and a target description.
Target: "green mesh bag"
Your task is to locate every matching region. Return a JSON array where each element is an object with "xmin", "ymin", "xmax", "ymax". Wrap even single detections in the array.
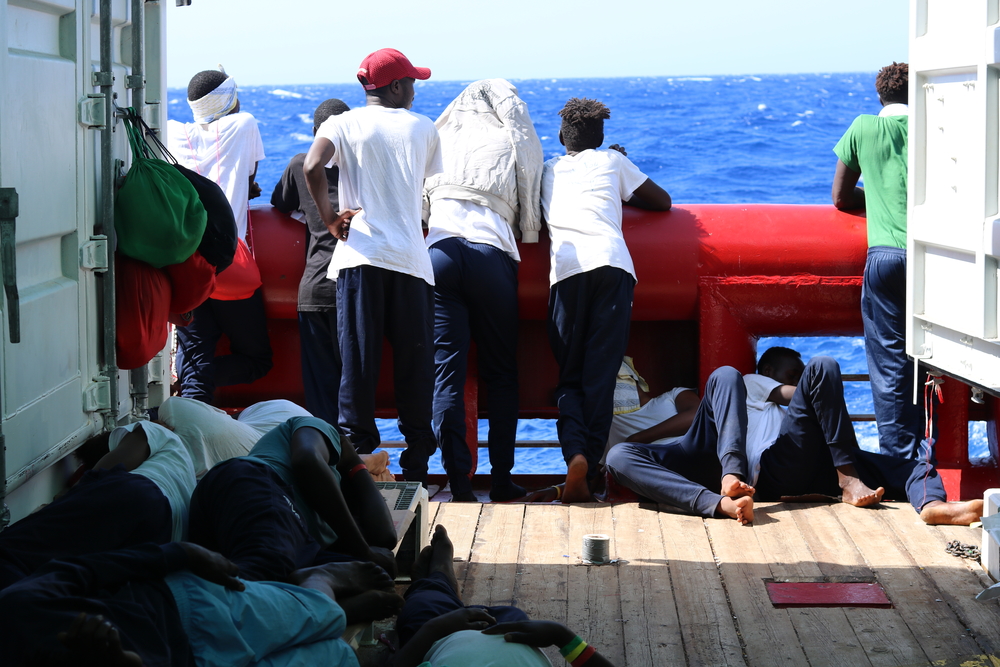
[{"xmin": 114, "ymin": 109, "xmax": 207, "ymax": 268}]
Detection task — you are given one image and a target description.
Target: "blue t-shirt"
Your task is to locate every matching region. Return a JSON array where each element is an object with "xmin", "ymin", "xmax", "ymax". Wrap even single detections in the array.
[{"xmin": 242, "ymin": 416, "xmax": 343, "ymax": 546}]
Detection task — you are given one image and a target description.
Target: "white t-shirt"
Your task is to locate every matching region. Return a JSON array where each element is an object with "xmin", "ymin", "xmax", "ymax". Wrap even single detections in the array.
[
  {"xmin": 159, "ymin": 397, "xmax": 313, "ymax": 478},
  {"xmin": 167, "ymin": 112, "xmax": 265, "ymax": 242},
  {"xmin": 419, "ymin": 630, "xmax": 552, "ymax": 667},
  {"xmin": 743, "ymin": 373, "xmax": 787, "ymax": 485},
  {"xmin": 109, "ymin": 421, "xmax": 197, "ymax": 542},
  {"xmin": 426, "ymin": 198, "xmax": 520, "ymax": 261},
  {"xmin": 604, "ymin": 387, "xmax": 692, "ymax": 463},
  {"xmin": 316, "ymin": 106, "xmax": 443, "ymax": 285},
  {"xmin": 540, "ymin": 149, "xmax": 648, "ymax": 286}
]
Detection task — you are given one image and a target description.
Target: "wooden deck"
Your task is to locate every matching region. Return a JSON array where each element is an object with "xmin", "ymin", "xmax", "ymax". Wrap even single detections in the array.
[{"xmin": 420, "ymin": 500, "xmax": 1000, "ymax": 667}]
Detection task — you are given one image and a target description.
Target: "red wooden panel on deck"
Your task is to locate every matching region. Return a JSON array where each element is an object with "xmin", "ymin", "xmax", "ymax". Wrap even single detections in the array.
[{"xmin": 765, "ymin": 581, "xmax": 891, "ymax": 608}]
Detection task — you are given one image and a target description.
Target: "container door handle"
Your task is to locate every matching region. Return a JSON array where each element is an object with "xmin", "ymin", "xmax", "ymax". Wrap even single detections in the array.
[{"xmin": 0, "ymin": 188, "xmax": 20, "ymax": 344}]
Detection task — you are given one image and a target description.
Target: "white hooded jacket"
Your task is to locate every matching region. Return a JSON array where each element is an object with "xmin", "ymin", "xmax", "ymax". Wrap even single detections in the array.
[{"xmin": 424, "ymin": 79, "xmax": 543, "ymax": 243}]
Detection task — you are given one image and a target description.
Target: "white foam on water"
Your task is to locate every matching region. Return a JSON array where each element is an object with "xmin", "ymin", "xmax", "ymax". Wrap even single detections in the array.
[
  {"xmin": 677, "ymin": 77, "xmax": 713, "ymax": 82},
  {"xmin": 757, "ymin": 103, "xmax": 768, "ymax": 111},
  {"xmin": 290, "ymin": 132, "xmax": 312, "ymax": 143},
  {"xmin": 297, "ymin": 113, "xmax": 311, "ymax": 124},
  {"xmin": 270, "ymin": 89, "xmax": 303, "ymax": 98},
  {"xmin": 791, "ymin": 120, "xmax": 804, "ymax": 127}
]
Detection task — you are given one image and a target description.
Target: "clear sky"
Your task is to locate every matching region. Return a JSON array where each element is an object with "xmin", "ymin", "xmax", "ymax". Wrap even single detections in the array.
[{"xmin": 165, "ymin": 0, "xmax": 909, "ymax": 88}]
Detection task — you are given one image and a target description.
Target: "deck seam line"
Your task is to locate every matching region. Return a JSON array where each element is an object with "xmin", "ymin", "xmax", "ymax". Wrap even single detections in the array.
[{"xmin": 703, "ymin": 516, "xmax": 753, "ymax": 667}]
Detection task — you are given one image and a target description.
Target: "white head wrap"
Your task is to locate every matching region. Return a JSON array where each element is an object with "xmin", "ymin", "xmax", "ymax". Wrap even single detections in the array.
[{"xmin": 188, "ymin": 75, "xmax": 238, "ymax": 124}]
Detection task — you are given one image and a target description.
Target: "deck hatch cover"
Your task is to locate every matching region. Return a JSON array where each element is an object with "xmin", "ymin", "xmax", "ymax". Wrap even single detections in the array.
[{"xmin": 765, "ymin": 581, "xmax": 892, "ymax": 608}]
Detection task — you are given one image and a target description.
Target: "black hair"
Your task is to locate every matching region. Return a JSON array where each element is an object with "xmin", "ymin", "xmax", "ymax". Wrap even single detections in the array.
[
  {"xmin": 757, "ymin": 346, "xmax": 801, "ymax": 374},
  {"xmin": 187, "ymin": 70, "xmax": 228, "ymax": 101},
  {"xmin": 558, "ymin": 97, "xmax": 610, "ymax": 150},
  {"xmin": 74, "ymin": 431, "xmax": 111, "ymax": 469},
  {"xmin": 313, "ymin": 98, "xmax": 350, "ymax": 131},
  {"xmin": 875, "ymin": 62, "xmax": 908, "ymax": 105}
]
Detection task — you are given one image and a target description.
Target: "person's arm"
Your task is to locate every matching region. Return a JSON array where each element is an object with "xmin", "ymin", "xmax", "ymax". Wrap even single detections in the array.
[
  {"xmin": 832, "ymin": 159, "xmax": 864, "ymax": 210},
  {"xmin": 304, "ymin": 137, "xmax": 358, "ymax": 241},
  {"xmin": 91, "ymin": 425, "xmax": 151, "ymax": 473},
  {"xmin": 389, "ymin": 608, "xmax": 496, "ymax": 667},
  {"xmin": 626, "ymin": 390, "xmax": 700, "ymax": 444},
  {"xmin": 627, "ymin": 178, "xmax": 672, "ymax": 211},
  {"xmin": 483, "ymin": 621, "xmax": 616, "ymax": 667},
  {"xmin": 338, "ymin": 439, "xmax": 398, "ymax": 550},
  {"xmin": 767, "ymin": 385, "xmax": 797, "ymax": 406},
  {"xmin": 289, "ymin": 427, "xmax": 396, "ymax": 571},
  {"xmin": 248, "ymin": 161, "xmax": 261, "ymax": 200},
  {"xmin": 270, "ymin": 161, "xmax": 301, "ymax": 214},
  {"xmin": 18, "ymin": 543, "xmax": 243, "ymax": 601}
]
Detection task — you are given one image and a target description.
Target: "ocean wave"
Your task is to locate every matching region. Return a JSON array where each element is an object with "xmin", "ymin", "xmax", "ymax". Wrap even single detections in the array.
[
  {"xmin": 290, "ymin": 132, "xmax": 311, "ymax": 143},
  {"xmin": 270, "ymin": 89, "xmax": 303, "ymax": 98}
]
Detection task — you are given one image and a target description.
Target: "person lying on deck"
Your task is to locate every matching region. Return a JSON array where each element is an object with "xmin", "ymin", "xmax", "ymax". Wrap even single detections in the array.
[
  {"xmin": 604, "ymin": 366, "xmax": 757, "ymax": 523},
  {"xmin": 187, "ymin": 415, "xmax": 402, "ymax": 584},
  {"xmin": 390, "ymin": 525, "xmax": 617, "ymax": 667},
  {"xmin": 740, "ymin": 347, "xmax": 982, "ymax": 525},
  {"xmin": 0, "ymin": 542, "xmax": 399, "ymax": 667},
  {"xmin": 0, "ymin": 422, "xmax": 196, "ymax": 591},
  {"xmin": 604, "ymin": 348, "xmax": 982, "ymax": 525},
  {"xmin": 156, "ymin": 396, "xmax": 394, "ymax": 480}
]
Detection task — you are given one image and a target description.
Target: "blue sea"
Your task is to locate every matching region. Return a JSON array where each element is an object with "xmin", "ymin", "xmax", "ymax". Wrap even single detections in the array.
[{"xmin": 168, "ymin": 73, "xmax": 990, "ymax": 474}]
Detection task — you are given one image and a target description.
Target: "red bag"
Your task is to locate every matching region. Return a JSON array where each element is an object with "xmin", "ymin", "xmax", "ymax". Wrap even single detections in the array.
[
  {"xmin": 115, "ymin": 253, "xmax": 171, "ymax": 370},
  {"xmin": 165, "ymin": 250, "xmax": 216, "ymax": 314},
  {"xmin": 211, "ymin": 238, "xmax": 261, "ymax": 301}
]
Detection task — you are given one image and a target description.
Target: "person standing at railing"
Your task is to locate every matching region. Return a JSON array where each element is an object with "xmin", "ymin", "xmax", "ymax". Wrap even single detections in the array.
[
  {"xmin": 168, "ymin": 68, "xmax": 273, "ymax": 404},
  {"xmin": 272, "ymin": 99, "xmax": 350, "ymax": 429},
  {"xmin": 424, "ymin": 79, "xmax": 544, "ymax": 503},
  {"xmin": 304, "ymin": 49, "xmax": 442, "ymax": 484},
  {"xmin": 541, "ymin": 97, "xmax": 672, "ymax": 503},
  {"xmin": 831, "ymin": 62, "xmax": 928, "ymax": 460}
]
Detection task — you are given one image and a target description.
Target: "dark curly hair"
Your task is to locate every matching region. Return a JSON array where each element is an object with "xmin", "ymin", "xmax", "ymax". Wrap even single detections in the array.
[
  {"xmin": 875, "ymin": 62, "xmax": 908, "ymax": 105},
  {"xmin": 313, "ymin": 98, "xmax": 350, "ymax": 132},
  {"xmin": 187, "ymin": 69, "xmax": 229, "ymax": 101},
  {"xmin": 559, "ymin": 97, "xmax": 610, "ymax": 150}
]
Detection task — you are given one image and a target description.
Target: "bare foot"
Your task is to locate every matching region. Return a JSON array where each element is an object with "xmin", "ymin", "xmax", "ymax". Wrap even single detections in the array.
[
  {"xmin": 524, "ymin": 485, "xmax": 562, "ymax": 503},
  {"xmin": 718, "ymin": 496, "xmax": 755, "ymax": 525},
  {"xmin": 289, "ymin": 560, "xmax": 394, "ymax": 597},
  {"xmin": 840, "ymin": 477, "xmax": 884, "ymax": 507},
  {"xmin": 920, "ymin": 499, "xmax": 984, "ymax": 526},
  {"xmin": 58, "ymin": 613, "xmax": 144, "ymax": 667},
  {"xmin": 339, "ymin": 589, "xmax": 405, "ymax": 624},
  {"xmin": 562, "ymin": 455, "xmax": 594, "ymax": 503},
  {"xmin": 411, "ymin": 544, "xmax": 434, "ymax": 582},
  {"xmin": 721, "ymin": 474, "xmax": 755, "ymax": 498},
  {"xmin": 429, "ymin": 525, "xmax": 461, "ymax": 594}
]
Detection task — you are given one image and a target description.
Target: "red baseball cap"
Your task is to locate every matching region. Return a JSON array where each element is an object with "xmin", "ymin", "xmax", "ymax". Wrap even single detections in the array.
[{"xmin": 357, "ymin": 48, "xmax": 431, "ymax": 90}]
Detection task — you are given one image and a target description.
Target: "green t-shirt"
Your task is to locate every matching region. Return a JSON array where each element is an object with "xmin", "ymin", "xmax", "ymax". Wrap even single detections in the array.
[
  {"xmin": 833, "ymin": 113, "xmax": 908, "ymax": 249},
  {"xmin": 242, "ymin": 416, "xmax": 342, "ymax": 546}
]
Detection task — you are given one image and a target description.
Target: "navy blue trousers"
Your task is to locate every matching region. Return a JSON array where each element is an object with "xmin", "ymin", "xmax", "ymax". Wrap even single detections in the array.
[
  {"xmin": 755, "ymin": 357, "xmax": 945, "ymax": 511},
  {"xmin": 549, "ymin": 266, "xmax": 635, "ymax": 476},
  {"xmin": 396, "ymin": 571, "xmax": 528, "ymax": 648},
  {"xmin": 605, "ymin": 366, "xmax": 749, "ymax": 517},
  {"xmin": 429, "ymin": 238, "xmax": 519, "ymax": 494},
  {"xmin": 0, "ymin": 467, "xmax": 171, "ymax": 591},
  {"xmin": 298, "ymin": 310, "xmax": 342, "ymax": 427},
  {"xmin": 176, "ymin": 288, "xmax": 273, "ymax": 403},
  {"xmin": 862, "ymin": 247, "xmax": 928, "ymax": 459},
  {"xmin": 337, "ymin": 266, "xmax": 436, "ymax": 481},
  {"xmin": 188, "ymin": 459, "xmax": 350, "ymax": 583}
]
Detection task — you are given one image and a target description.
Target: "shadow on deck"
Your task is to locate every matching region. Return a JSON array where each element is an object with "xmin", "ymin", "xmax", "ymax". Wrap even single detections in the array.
[{"xmin": 362, "ymin": 501, "xmax": 1000, "ymax": 667}]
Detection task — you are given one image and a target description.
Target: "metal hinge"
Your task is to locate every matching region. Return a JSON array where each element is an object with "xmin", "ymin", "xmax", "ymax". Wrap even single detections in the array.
[
  {"xmin": 80, "ymin": 236, "xmax": 109, "ymax": 272},
  {"xmin": 126, "ymin": 74, "xmax": 145, "ymax": 90},
  {"xmin": 92, "ymin": 71, "xmax": 113, "ymax": 87},
  {"xmin": 79, "ymin": 94, "xmax": 107, "ymax": 129},
  {"xmin": 83, "ymin": 377, "xmax": 112, "ymax": 412}
]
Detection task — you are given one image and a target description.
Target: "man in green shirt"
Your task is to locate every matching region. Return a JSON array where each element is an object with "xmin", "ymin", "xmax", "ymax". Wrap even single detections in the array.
[{"xmin": 832, "ymin": 62, "xmax": 925, "ymax": 460}]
